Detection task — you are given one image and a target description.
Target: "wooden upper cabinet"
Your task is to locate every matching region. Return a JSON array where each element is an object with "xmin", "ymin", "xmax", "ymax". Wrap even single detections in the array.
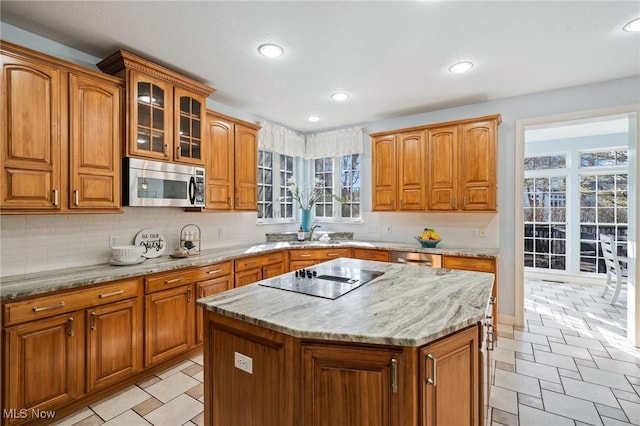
[
  {"xmin": 1, "ymin": 51, "xmax": 62, "ymax": 211},
  {"xmin": 1, "ymin": 41, "xmax": 123, "ymax": 214},
  {"xmin": 98, "ymin": 50, "xmax": 214, "ymax": 165},
  {"xmin": 129, "ymin": 71, "xmax": 173, "ymax": 160},
  {"xmin": 175, "ymin": 87, "xmax": 205, "ymax": 165},
  {"xmin": 372, "ymin": 135, "xmax": 397, "ymax": 210},
  {"xmin": 372, "ymin": 131, "xmax": 425, "ymax": 211},
  {"xmin": 69, "ymin": 72, "xmax": 121, "ymax": 210},
  {"xmin": 397, "ymin": 131, "xmax": 425, "ymax": 210},
  {"xmin": 427, "ymin": 126, "xmax": 458, "ymax": 210},
  {"xmin": 459, "ymin": 120, "xmax": 497, "ymax": 211},
  {"xmin": 427, "ymin": 119, "xmax": 498, "ymax": 211},
  {"xmin": 205, "ymin": 113, "xmax": 234, "ymax": 210},
  {"xmin": 204, "ymin": 111, "xmax": 259, "ymax": 211},
  {"xmin": 234, "ymin": 124, "xmax": 258, "ymax": 210},
  {"xmin": 373, "ymin": 114, "xmax": 500, "ymax": 213}
]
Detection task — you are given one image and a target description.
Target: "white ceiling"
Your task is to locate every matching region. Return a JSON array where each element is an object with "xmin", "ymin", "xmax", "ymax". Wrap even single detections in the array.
[{"xmin": 2, "ymin": 1, "xmax": 639, "ymax": 132}]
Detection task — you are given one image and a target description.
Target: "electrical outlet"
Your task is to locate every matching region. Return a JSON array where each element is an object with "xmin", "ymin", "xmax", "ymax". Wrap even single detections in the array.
[
  {"xmin": 109, "ymin": 235, "xmax": 117, "ymax": 248},
  {"xmin": 478, "ymin": 229, "xmax": 487, "ymax": 238},
  {"xmin": 234, "ymin": 352, "xmax": 253, "ymax": 374}
]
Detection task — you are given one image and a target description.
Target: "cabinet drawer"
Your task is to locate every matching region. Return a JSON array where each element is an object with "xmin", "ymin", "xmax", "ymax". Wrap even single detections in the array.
[
  {"xmin": 3, "ymin": 278, "xmax": 139, "ymax": 326},
  {"xmin": 145, "ymin": 268, "xmax": 202, "ymax": 293},
  {"xmin": 352, "ymin": 248, "xmax": 390, "ymax": 262},
  {"xmin": 200, "ymin": 261, "xmax": 232, "ymax": 279},
  {"xmin": 289, "ymin": 248, "xmax": 351, "ymax": 260},
  {"xmin": 234, "ymin": 251, "xmax": 284, "ymax": 272},
  {"xmin": 443, "ymin": 256, "xmax": 496, "ymax": 273}
]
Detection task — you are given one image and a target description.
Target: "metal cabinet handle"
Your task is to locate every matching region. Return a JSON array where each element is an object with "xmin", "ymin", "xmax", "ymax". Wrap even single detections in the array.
[
  {"xmin": 426, "ymin": 353, "xmax": 437, "ymax": 386},
  {"xmin": 391, "ymin": 358, "xmax": 398, "ymax": 393},
  {"xmin": 327, "ymin": 253, "xmax": 340, "ymax": 257},
  {"xmin": 163, "ymin": 143, "xmax": 168, "ymax": 156},
  {"xmin": 90, "ymin": 311, "xmax": 97, "ymax": 330},
  {"xmin": 300, "ymin": 254, "xmax": 312, "ymax": 258},
  {"xmin": 187, "ymin": 288, "xmax": 192, "ymax": 302},
  {"xmin": 165, "ymin": 278, "xmax": 183, "ymax": 284},
  {"xmin": 200, "ymin": 287, "xmax": 204, "ymax": 298},
  {"xmin": 452, "ymin": 197, "xmax": 457, "ymax": 209},
  {"xmin": 33, "ymin": 301, "xmax": 65, "ymax": 312},
  {"xmin": 176, "ymin": 146, "xmax": 181, "ymax": 159},
  {"xmin": 99, "ymin": 290, "xmax": 124, "ymax": 298},
  {"xmin": 74, "ymin": 190, "xmax": 79, "ymax": 206},
  {"xmin": 53, "ymin": 189, "xmax": 59, "ymax": 207},
  {"xmin": 236, "ymin": 196, "xmax": 240, "ymax": 207},
  {"xmin": 487, "ymin": 324, "xmax": 495, "ymax": 351},
  {"xmin": 68, "ymin": 316, "xmax": 75, "ymax": 336},
  {"xmin": 268, "ymin": 257, "xmax": 280, "ymax": 262},
  {"xmin": 207, "ymin": 269, "xmax": 222, "ymax": 275}
]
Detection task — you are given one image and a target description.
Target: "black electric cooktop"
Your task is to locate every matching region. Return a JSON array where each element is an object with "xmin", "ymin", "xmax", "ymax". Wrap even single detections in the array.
[{"xmin": 259, "ymin": 265, "xmax": 384, "ymax": 300}]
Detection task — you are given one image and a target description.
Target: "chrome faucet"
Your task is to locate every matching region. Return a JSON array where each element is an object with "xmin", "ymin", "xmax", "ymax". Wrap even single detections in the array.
[{"xmin": 309, "ymin": 224, "xmax": 321, "ymax": 241}]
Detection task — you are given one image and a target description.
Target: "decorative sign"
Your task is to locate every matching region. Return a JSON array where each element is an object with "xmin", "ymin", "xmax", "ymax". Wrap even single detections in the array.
[{"xmin": 134, "ymin": 229, "xmax": 166, "ymax": 258}]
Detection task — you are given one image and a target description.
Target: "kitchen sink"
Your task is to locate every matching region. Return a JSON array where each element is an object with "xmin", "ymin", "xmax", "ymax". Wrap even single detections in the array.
[{"xmin": 288, "ymin": 241, "xmax": 342, "ymax": 246}]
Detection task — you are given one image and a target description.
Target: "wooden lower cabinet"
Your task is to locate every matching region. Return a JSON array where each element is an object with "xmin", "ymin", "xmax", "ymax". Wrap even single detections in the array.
[
  {"xmin": 206, "ymin": 314, "xmax": 295, "ymax": 426},
  {"xmin": 4, "ymin": 313, "xmax": 81, "ymax": 424},
  {"xmin": 234, "ymin": 251, "xmax": 285, "ymax": 287},
  {"xmin": 196, "ymin": 275, "xmax": 232, "ymax": 344},
  {"xmin": 302, "ymin": 344, "xmax": 403, "ymax": 426},
  {"xmin": 144, "ymin": 284, "xmax": 195, "ymax": 366},
  {"xmin": 204, "ymin": 310, "xmax": 482, "ymax": 426},
  {"xmin": 421, "ymin": 325, "xmax": 480, "ymax": 426},
  {"xmin": 288, "ymin": 247, "xmax": 351, "ymax": 271},
  {"xmin": 86, "ymin": 298, "xmax": 140, "ymax": 392},
  {"xmin": 352, "ymin": 248, "xmax": 391, "ymax": 262}
]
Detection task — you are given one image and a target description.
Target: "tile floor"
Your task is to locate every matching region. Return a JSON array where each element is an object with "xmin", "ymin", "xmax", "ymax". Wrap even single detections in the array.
[{"xmin": 52, "ymin": 279, "xmax": 638, "ymax": 426}]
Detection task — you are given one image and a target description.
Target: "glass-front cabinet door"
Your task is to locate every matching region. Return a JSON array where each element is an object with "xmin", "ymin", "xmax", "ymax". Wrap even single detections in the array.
[
  {"xmin": 130, "ymin": 71, "xmax": 172, "ymax": 160},
  {"xmin": 174, "ymin": 87, "xmax": 204, "ymax": 164}
]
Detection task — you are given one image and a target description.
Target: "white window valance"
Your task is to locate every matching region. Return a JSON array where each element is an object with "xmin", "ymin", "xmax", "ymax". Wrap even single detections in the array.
[
  {"xmin": 304, "ymin": 126, "xmax": 365, "ymax": 159},
  {"xmin": 258, "ymin": 121, "xmax": 365, "ymax": 159},
  {"xmin": 258, "ymin": 121, "xmax": 306, "ymax": 157}
]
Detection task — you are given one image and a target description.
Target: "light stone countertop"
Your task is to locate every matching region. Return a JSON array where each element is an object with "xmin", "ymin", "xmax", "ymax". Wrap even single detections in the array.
[
  {"xmin": 0, "ymin": 240, "xmax": 498, "ymax": 302},
  {"xmin": 197, "ymin": 257, "xmax": 495, "ymax": 347}
]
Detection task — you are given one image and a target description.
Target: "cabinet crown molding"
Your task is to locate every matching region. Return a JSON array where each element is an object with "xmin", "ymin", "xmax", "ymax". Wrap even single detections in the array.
[
  {"xmin": 369, "ymin": 113, "xmax": 502, "ymax": 138},
  {"xmin": 98, "ymin": 49, "xmax": 215, "ymax": 96}
]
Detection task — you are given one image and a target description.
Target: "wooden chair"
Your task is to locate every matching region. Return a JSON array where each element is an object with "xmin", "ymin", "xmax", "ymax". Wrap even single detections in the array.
[{"xmin": 599, "ymin": 234, "xmax": 625, "ymax": 305}]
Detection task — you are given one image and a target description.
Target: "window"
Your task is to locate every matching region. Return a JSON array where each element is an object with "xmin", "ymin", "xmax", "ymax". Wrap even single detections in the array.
[
  {"xmin": 258, "ymin": 151, "xmax": 298, "ymax": 220},
  {"xmin": 340, "ymin": 154, "xmax": 361, "ymax": 218},
  {"xmin": 523, "ymin": 146, "xmax": 628, "ymax": 276},
  {"xmin": 523, "ymin": 176, "xmax": 567, "ymax": 270},
  {"xmin": 279, "ymin": 155, "xmax": 295, "ymax": 219},
  {"xmin": 313, "ymin": 157, "xmax": 333, "ymax": 218},
  {"xmin": 313, "ymin": 154, "xmax": 361, "ymax": 220}
]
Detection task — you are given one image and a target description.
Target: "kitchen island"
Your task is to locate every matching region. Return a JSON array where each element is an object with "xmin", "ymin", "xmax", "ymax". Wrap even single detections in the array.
[{"xmin": 197, "ymin": 258, "xmax": 495, "ymax": 426}]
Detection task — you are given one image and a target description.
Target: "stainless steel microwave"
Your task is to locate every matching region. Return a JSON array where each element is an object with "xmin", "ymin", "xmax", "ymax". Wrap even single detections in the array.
[{"xmin": 123, "ymin": 158, "xmax": 205, "ymax": 207}]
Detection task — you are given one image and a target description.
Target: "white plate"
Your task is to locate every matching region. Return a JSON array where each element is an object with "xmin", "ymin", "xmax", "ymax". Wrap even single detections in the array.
[
  {"xmin": 134, "ymin": 229, "xmax": 166, "ymax": 258},
  {"xmin": 109, "ymin": 256, "xmax": 146, "ymax": 266}
]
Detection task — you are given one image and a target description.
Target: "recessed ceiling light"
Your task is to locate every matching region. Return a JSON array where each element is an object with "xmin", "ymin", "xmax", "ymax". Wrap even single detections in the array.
[
  {"xmin": 623, "ymin": 17, "xmax": 640, "ymax": 32},
  {"xmin": 307, "ymin": 115, "xmax": 321, "ymax": 122},
  {"xmin": 449, "ymin": 61, "xmax": 474, "ymax": 74},
  {"xmin": 331, "ymin": 92, "xmax": 350, "ymax": 101},
  {"xmin": 258, "ymin": 44, "xmax": 284, "ymax": 58}
]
